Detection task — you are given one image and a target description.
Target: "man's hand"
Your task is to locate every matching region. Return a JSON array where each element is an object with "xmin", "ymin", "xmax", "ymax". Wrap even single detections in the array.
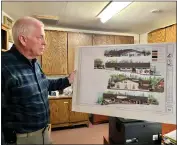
[{"xmin": 68, "ymin": 70, "xmax": 76, "ymax": 84}]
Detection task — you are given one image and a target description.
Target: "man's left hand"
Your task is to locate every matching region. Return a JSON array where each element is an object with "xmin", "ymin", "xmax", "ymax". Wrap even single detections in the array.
[{"xmin": 68, "ymin": 70, "xmax": 76, "ymax": 84}]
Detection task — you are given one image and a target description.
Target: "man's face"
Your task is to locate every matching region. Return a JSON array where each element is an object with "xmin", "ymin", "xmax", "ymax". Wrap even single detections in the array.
[{"xmin": 25, "ymin": 25, "xmax": 46, "ymax": 57}]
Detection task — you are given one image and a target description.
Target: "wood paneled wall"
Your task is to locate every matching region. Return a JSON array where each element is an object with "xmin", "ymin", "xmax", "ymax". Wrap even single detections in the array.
[
  {"xmin": 42, "ymin": 30, "xmax": 68, "ymax": 75},
  {"xmin": 148, "ymin": 28, "xmax": 166, "ymax": 43},
  {"xmin": 148, "ymin": 23, "xmax": 176, "ymax": 135},
  {"xmin": 165, "ymin": 24, "xmax": 176, "ymax": 42},
  {"xmin": 68, "ymin": 32, "xmax": 92, "ymax": 74},
  {"xmin": 115, "ymin": 35, "xmax": 134, "ymax": 44},
  {"xmin": 93, "ymin": 34, "xmax": 115, "ymax": 45},
  {"xmin": 148, "ymin": 24, "xmax": 176, "ymax": 43},
  {"xmin": 42, "ymin": 29, "xmax": 134, "ymax": 75}
]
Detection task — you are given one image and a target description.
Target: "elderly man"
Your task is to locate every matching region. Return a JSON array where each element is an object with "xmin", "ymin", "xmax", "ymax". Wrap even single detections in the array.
[{"xmin": 2, "ymin": 16, "xmax": 75, "ymax": 145}]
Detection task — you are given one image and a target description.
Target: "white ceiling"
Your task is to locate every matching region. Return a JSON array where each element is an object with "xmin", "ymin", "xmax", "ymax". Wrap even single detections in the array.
[{"xmin": 2, "ymin": 1, "xmax": 176, "ymax": 34}]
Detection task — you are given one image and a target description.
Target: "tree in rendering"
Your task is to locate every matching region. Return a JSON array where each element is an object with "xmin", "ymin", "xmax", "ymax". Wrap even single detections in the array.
[
  {"xmin": 94, "ymin": 59, "xmax": 103, "ymax": 68},
  {"xmin": 97, "ymin": 95, "xmax": 103, "ymax": 105},
  {"xmin": 148, "ymin": 94, "xmax": 159, "ymax": 105}
]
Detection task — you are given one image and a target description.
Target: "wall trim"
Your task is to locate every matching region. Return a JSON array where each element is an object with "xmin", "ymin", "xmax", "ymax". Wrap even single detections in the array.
[{"xmin": 44, "ymin": 26, "xmax": 138, "ymax": 37}]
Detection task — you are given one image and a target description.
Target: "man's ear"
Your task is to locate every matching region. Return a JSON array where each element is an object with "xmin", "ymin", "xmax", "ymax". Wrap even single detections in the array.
[{"xmin": 19, "ymin": 35, "xmax": 27, "ymax": 46}]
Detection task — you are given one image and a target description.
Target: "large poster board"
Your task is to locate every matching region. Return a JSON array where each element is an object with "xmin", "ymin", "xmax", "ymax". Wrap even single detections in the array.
[{"xmin": 72, "ymin": 43, "xmax": 176, "ymax": 124}]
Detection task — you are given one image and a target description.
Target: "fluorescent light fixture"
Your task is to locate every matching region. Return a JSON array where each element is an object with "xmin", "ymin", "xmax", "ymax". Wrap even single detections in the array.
[{"xmin": 97, "ymin": 2, "xmax": 133, "ymax": 23}]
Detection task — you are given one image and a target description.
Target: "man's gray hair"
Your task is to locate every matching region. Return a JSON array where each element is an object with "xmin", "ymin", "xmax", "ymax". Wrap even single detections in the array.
[{"xmin": 12, "ymin": 16, "xmax": 44, "ymax": 45}]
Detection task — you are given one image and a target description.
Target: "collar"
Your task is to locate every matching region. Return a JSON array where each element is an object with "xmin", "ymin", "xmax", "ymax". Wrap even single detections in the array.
[{"xmin": 10, "ymin": 44, "xmax": 37, "ymax": 66}]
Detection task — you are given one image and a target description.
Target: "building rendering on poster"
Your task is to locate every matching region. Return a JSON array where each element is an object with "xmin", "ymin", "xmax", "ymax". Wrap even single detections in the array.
[{"xmin": 72, "ymin": 43, "xmax": 176, "ymax": 124}]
